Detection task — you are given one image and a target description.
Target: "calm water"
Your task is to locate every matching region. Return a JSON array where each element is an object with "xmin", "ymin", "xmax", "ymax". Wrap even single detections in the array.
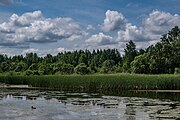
[{"xmin": 0, "ymin": 89, "xmax": 180, "ymax": 120}]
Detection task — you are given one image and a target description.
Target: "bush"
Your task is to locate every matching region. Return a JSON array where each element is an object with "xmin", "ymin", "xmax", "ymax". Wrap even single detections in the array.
[
  {"xmin": 15, "ymin": 62, "xmax": 28, "ymax": 72},
  {"xmin": 174, "ymin": 68, "xmax": 180, "ymax": 74},
  {"xmin": 115, "ymin": 66, "xmax": 123, "ymax": 73},
  {"xmin": 25, "ymin": 70, "xmax": 33, "ymax": 76},
  {"xmin": 61, "ymin": 64, "xmax": 74, "ymax": 74},
  {"xmin": 38, "ymin": 64, "xmax": 52, "ymax": 75},
  {"xmin": 25, "ymin": 70, "xmax": 40, "ymax": 76},
  {"xmin": 29, "ymin": 63, "xmax": 38, "ymax": 70},
  {"xmin": 6, "ymin": 71, "xmax": 16, "ymax": 76},
  {"xmin": 100, "ymin": 60, "xmax": 115, "ymax": 73},
  {"xmin": 33, "ymin": 70, "xmax": 40, "ymax": 75},
  {"xmin": 75, "ymin": 63, "xmax": 89, "ymax": 75}
]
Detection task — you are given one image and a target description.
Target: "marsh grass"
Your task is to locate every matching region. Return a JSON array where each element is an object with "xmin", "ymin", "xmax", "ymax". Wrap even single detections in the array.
[{"xmin": 0, "ymin": 74, "xmax": 180, "ymax": 92}]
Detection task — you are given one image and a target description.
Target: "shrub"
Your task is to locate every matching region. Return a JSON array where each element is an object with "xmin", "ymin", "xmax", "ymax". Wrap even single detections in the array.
[
  {"xmin": 61, "ymin": 64, "xmax": 74, "ymax": 74},
  {"xmin": 25, "ymin": 70, "xmax": 33, "ymax": 76},
  {"xmin": 100, "ymin": 60, "xmax": 115, "ymax": 73},
  {"xmin": 174, "ymin": 68, "xmax": 180, "ymax": 74},
  {"xmin": 75, "ymin": 63, "xmax": 89, "ymax": 75}
]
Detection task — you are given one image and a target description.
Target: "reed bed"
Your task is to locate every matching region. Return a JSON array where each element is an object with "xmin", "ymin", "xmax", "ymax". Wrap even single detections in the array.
[{"xmin": 0, "ymin": 74, "xmax": 180, "ymax": 92}]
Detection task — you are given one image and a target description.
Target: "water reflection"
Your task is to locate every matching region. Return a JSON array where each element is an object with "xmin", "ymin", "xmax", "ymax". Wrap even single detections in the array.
[
  {"xmin": 0, "ymin": 89, "xmax": 180, "ymax": 120},
  {"xmin": 3, "ymin": 95, "xmax": 27, "ymax": 101}
]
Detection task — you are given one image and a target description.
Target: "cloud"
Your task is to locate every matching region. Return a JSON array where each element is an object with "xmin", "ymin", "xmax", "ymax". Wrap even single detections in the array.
[
  {"xmin": 102, "ymin": 10, "xmax": 126, "ymax": 32},
  {"xmin": 0, "ymin": 47, "xmax": 21, "ymax": 56},
  {"xmin": 0, "ymin": 10, "xmax": 86, "ymax": 48},
  {"xmin": 126, "ymin": 3, "xmax": 140, "ymax": 8},
  {"xmin": 22, "ymin": 48, "xmax": 39, "ymax": 54},
  {"xmin": 81, "ymin": 10, "xmax": 180, "ymax": 52},
  {"xmin": 22, "ymin": 47, "xmax": 70, "ymax": 57},
  {"xmin": 86, "ymin": 33, "xmax": 116, "ymax": 46},
  {"xmin": 143, "ymin": 10, "xmax": 180, "ymax": 37},
  {"xmin": 0, "ymin": 0, "xmax": 13, "ymax": 5},
  {"xmin": 117, "ymin": 23, "xmax": 146, "ymax": 42},
  {"xmin": 116, "ymin": 10, "xmax": 180, "ymax": 48},
  {"xmin": 86, "ymin": 25, "xmax": 95, "ymax": 31}
]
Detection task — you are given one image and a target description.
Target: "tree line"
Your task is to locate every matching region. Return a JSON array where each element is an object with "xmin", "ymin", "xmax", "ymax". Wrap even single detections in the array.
[{"xmin": 0, "ymin": 26, "xmax": 180, "ymax": 75}]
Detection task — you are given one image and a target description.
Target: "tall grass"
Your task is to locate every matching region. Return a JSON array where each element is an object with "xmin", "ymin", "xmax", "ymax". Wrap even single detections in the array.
[{"xmin": 0, "ymin": 74, "xmax": 180, "ymax": 92}]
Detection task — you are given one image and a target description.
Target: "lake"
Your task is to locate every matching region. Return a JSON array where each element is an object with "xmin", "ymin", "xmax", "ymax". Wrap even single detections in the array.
[{"xmin": 0, "ymin": 89, "xmax": 180, "ymax": 120}]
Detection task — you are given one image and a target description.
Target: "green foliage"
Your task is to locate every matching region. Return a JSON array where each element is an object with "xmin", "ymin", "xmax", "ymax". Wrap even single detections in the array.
[
  {"xmin": 174, "ymin": 68, "xmax": 180, "ymax": 74},
  {"xmin": 0, "ymin": 48, "xmax": 122, "ymax": 75},
  {"xmin": 75, "ymin": 63, "xmax": 89, "ymax": 75},
  {"xmin": 38, "ymin": 64, "xmax": 52, "ymax": 75},
  {"xmin": 89, "ymin": 61, "xmax": 97, "ymax": 73},
  {"xmin": 61, "ymin": 64, "xmax": 74, "ymax": 74},
  {"xmin": 131, "ymin": 26, "xmax": 180, "ymax": 74},
  {"xmin": 148, "ymin": 26, "xmax": 180, "ymax": 74},
  {"xmin": 15, "ymin": 62, "xmax": 28, "ymax": 72},
  {"xmin": 25, "ymin": 53, "xmax": 39, "ymax": 66},
  {"xmin": 0, "ymin": 62, "xmax": 10, "ymax": 72},
  {"xmin": 101, "ymin": 60, "xmax": 115, "ymax": 73},
  {"xmin": 29, "ymin": 63, "xmax": 38, "ymax": 70},
  {"xmin": 52, "ymin": 61, "xmax": 64, "ymax": 74},
  {"xmin": 131, "ymin": 53, "xmax": 150, "ymax": 74},
  {"xmin": 25, "ymin": 70, "xmax": 40, "ymax": 76},
  {"xmin": 43, "ymin": 54, "xmax": 54, "ymax": 63},
  {"xmin": 122, "ymin": 40, "xmax": 137, "ymax": 73},
  {"xmin": 25, "ymin": 70, "xmax": 33, "ymax": 76},
  {"xmin": 6, "ymin": 71, "xmax": 16, "ymax": 76},
  {"xmin": 78, "ymin": 53, "xmax": 87, "ymax": 64}
]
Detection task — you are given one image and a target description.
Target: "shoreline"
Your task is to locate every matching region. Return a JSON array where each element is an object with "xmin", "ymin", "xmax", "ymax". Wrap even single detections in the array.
[
  {"xmin": 1, "ymin": 84, "xmax": 180, "ymax": 93},
  {"xmin": 131, "ymin": 90, "xmax": 180, "ymax": 93}
]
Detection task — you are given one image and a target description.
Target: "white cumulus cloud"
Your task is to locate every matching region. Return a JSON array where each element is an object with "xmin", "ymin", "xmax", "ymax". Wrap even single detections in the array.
[
  {"xmin": 0, "ymin": 10, "xmax": 86, "ymax": 48},
  {"xmin": 86, "ymin": 33, "xmax": 116, "ymax": 46},
  {"xmin": 86, "ymin": 25, "xmax": 95, "ymax": 31},
  {"xmin": 22, "ymin": 47, "xmax": 70, "ymax": 57},
  {"xmin": 102, "ymin": 10, "xmax": 126, "ymax": 32},
  {"xmin": 22, "ymin": 48, "xmax": 39, "ymax": 54},
  {"xmin": 117, "ymin": 23, "xmax": 146, "ymax": 42},
  {"xmin": 143, "ymin": 10, "xmax": 180, "ymax": 38},
  {"xmin": 116, "ymin": 10, "xmax": 180, "ymax": 49}
]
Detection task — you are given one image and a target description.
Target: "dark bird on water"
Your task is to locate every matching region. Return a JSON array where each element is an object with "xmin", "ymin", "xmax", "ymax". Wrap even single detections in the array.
[{"xmin": 31, "ymin": 106, "xmax": 36, "ymax": 109}]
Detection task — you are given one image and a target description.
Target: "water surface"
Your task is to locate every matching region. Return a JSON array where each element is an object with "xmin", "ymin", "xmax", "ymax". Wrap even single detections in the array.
[{"xmin": 0, "ymin": 89, "xmax": 180, "ymax": 120}]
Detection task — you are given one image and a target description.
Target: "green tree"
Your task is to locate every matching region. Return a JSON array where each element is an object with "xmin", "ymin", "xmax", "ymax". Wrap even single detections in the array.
[
  {"xmin": 101, "ymin": 60, "xmax": 115, "ymax": 73},
  {"xmin": 15, "ymin": 62, "xmax": 28, "ymax": 72},
  {"xmin": 123, "ymin": 40, "xmax": 137, "ymax": 72},
  {"xmin": 25, "ymin": 53, "xmax": 39, "ymax": 66},
  {"xmin": 78, "ymin": 53, "xmax": 87, "ymax": 65},
  {"xmin": 0, "ymin": 62, "xmax": 10, "ymax": 72},
  {"xmin": 43, "ymin": 54, "xmax": 54, "ymax": 63},
  {"xmin": 61, "ymin": 64, "xmax": 74, "ymax": 74},
  {"xmin": 38, "ymin": 64, "xmax": 52, "ymax": 75},
  {"xmin": 89, "ymin": 61, "xmax": 97, "ymax": 73},
  {"xmin": 52, "ymin": 61, "xmax": 64, "ymax": 74},
  {"xmin": 29, "ymin": 63, "xmax": 38, "ymax": 70},
  {"xmin": 131, "ymin": 53, "xmax": 150, "ymax": 73},
  {"xmin": 75, "ymin": 63, "xmax": 89, "ymax": 75}
]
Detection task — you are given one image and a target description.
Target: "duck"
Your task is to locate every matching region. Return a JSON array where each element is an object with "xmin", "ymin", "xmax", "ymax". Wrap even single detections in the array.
[{"xmin": 31, "ymin": 106, "xmax": 36, "ymax": 109}]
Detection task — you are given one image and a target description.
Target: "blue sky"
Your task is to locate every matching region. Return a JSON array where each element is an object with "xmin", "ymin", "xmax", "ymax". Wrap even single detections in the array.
[{"xmin": 0, "ymin": 0, "xmax": 180, "ymax": 56}]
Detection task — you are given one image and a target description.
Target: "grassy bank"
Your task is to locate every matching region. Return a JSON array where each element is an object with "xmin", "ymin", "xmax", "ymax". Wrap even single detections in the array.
[{"xmin": 0, "ymin": 74, "xmax": 180, "ymax": 92}]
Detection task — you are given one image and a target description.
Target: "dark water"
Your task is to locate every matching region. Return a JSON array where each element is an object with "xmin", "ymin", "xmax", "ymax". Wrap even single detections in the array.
[{"xmin": 0, "ymin": 89, "xmax": 180, "ymax": 120}]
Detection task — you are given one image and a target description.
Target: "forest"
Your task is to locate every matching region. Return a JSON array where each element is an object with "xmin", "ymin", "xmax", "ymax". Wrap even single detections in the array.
[{"xmin": 0, "ymin": 26, "xmax": 180, "ymax": 75}]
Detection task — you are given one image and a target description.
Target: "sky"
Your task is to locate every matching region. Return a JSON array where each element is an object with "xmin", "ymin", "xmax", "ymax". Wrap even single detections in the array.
[{"xmin": 0, "ymin": 0, "xmax": 180, "ymax": 56}]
